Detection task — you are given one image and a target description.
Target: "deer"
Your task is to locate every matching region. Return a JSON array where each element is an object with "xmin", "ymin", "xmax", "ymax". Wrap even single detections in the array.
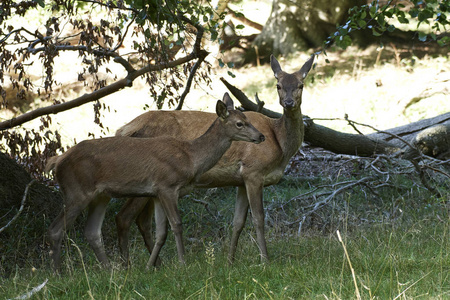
[
  {"xmin": 114, "ymin": 54, "xmax": 315, "ymax": 266},
  {"xmin": 45, "ymin": 94, "xmax": 265, "ymax": 271}
]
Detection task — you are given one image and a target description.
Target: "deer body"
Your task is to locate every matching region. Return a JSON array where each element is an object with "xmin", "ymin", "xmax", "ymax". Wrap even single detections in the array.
[
  {"xmin": 115, "ymin": 55, "xmax": 314, "ymax": 265},
  {"xmin": 47, "ymin": 96, "xmax": 264, "ymax": 270}
]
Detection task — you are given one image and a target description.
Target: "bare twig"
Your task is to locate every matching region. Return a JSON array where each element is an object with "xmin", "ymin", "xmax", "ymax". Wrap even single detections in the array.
[
  {"xmin": 287, "ymin": 177, "xmax": 373, "ymax": 226},
  {"xmin": 0, "ymin": 180, "xmax": 36, "ymax": 234},
  {"xmin": 176, "ymin": 55, "xmax": 207, "ymax": 110},
  {"xmin": 410, "ymin": 160, "xmax": 442, "ymax": 197}
]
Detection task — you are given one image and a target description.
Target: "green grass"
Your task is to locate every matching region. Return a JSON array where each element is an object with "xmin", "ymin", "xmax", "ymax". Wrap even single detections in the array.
[
  {"xmin": 1, "ymin": 178, "xmax": 448, "ymax": 300},
  {"xmin": 1, "ymin": 216, "xmax": 448, "ymax": 299}
]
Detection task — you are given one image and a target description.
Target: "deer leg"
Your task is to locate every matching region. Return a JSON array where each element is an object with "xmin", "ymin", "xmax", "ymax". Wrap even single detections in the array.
[
  {"xmin": 245, "ymin": 179, "xmax": 268, "ymax": 262},
  {"xmin": 158, "ymin": 191, "xmax": 185, "ymax": 265},
  {"xmin": 48, "ymin": 192, "xmax": 89, "ymax": 271},
  {"xmin": 228, "ymin": 186, "xmax": 249, "ymax": 264},
  {"xmin": 116, "ymin": 197, "xmax": 149, "ymax": 266},
  {"xmin": 147, "ymin": 199, "xmax": 168, "ymax": 268},
  {"xmin": 136, "ymin": 198, "xmax": 155, "ymax": 254},
  {"xmin": 84, "ymin": 195, "xmax": 111, "ymax": 267},
  {"xmin": 137, "ymin": 198, "xmax": 162, "ymax": 266}
]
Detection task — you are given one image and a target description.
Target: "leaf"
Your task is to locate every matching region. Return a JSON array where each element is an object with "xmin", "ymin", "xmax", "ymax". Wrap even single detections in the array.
[
  {"xmin": 372, "ymin": 28, "xmax": 382, "ymax": 36},
  {"xmin": 33, "ymin": 0, "xmax": 45, "ymax": 7},
  {"xmin": 236, "ymin": 24, "xmax": 245, "ymax": 30},
  {"xmin": 369, "ymin": 5, "xmax": 377, "ymax": 18},
  {"xmin": 418, "ymin": 31, "xmax": 427, "ymax": 42}
]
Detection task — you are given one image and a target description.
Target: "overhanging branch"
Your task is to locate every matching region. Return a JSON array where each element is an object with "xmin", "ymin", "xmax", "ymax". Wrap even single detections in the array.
[
  {"xmin": 0, "ymin": 13, "xmax": 210, "ymax": 131},
  {"xmin": 0, "ymin": 51, "xmax": 208, "ymax": 130}
]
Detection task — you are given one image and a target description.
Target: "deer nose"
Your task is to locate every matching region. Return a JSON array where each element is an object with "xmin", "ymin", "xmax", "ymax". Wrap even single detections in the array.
[{"xmin": 284, "ymin": 99, "xmax": 295, "ymax": 108}]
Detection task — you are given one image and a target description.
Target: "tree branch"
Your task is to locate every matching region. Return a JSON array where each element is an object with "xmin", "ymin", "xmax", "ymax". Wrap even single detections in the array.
[
  {"xmin": 176, "ymin": 55, "xmax": 206, "ymax": 110},
  {"xmin": 0, "ymin": 16, "xmax": 210, "ymax": 131}
]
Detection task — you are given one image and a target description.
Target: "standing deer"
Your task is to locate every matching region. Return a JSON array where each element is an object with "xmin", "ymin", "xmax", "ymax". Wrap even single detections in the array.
[
  {"xmin": 46, "ymin": 94, "xmax": 264, "ymax": 271},
  {"xmin": 115, "ymin": 54, "xmax": 315, "ymax": 266}
]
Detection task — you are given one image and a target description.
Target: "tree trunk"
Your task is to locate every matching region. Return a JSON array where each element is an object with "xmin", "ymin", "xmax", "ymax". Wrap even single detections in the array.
[{"xmin": 252, "ymin": 0, "xmax": 363, "ymax": 59}]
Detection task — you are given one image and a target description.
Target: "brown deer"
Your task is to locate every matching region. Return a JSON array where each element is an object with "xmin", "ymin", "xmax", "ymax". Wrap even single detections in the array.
[
  {"xmin": 115, "ymin": 54, "xmax": 315, "ymax": 266},
  {"xmin": 46, "ymin": 94, "xmax": 265, "ymax": 271}
]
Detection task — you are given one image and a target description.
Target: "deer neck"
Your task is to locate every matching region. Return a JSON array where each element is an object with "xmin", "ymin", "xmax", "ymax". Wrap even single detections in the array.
[
  {"xmin": 276, "ymin": 106, "xmax": 304, "ymax": 158},
  {"xmin": 189, "ymin": 118, "xmax": 233, "ymax": 178}
]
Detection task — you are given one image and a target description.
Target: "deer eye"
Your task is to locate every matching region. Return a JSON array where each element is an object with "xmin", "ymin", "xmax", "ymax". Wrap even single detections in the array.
[
  {"xmin": 298, "ymin": 83, "xmax": 304, "ymax": 89},
  {"xmin": 276, "ymin": 84, "xmax": 281, "ymax": 90},
  {"xmin": 236, "ymin": 122, "xmax": 244, "ymax": 128}
]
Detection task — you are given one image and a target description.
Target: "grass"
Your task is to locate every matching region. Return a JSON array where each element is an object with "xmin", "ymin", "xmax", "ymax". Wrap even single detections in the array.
[
  {"xmin": 1, "ymin": 214, "xmax": 448, "ymax": 299},
  {"xmin": 1, "ymin": 173, "xmax": 448, "ymax": 299}
]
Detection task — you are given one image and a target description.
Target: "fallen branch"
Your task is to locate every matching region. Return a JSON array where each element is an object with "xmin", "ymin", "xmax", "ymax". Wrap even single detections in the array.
[
  {"xmin": 0, "ymin": 180, "xmax": 36, "ymax": 234},
  {"xmin": 8, "ymin": 279, "xmax": 48, "ymax": 300}
]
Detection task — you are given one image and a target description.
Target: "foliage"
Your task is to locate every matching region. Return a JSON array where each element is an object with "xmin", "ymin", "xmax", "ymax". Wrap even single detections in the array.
[
  {"xmin": 0, "ymin": 0, "xmax": 223, "ymax": 176},
  {"xmin": 327, "ymin": 0, "xmax": 450, "ymax": 50}
]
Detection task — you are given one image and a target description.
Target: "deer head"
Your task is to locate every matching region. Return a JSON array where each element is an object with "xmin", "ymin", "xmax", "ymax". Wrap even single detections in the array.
[
  {"xmin": 270, "ymin": 54, "xmax": 315, "ymax": 109},
  {"xmin": 217, "ymin": 93, "xmax": 265, "ymax": 144}
]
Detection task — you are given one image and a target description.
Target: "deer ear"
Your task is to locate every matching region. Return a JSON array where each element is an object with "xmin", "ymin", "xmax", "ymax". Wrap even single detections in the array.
[
  {"xmin": 222, "ymin": 92, "xmax": 234, "ymax": 110},
  {"xmin": 296, "ymin": 54, "xmax": 315, "ymax": 79},
  {"xmin": 216, "ymin": 100, "xmax": 229, "ymax": 120},
  {"xmin": 270, "ymin": 54, "xmax": 282, "ymax": 79}
]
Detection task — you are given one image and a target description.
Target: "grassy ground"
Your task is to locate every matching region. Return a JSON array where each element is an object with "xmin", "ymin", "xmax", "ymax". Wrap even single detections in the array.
[
  {"xmin": 1, "ymin": 189, "xmax": 448, "ymax": 299},
  {"xmin": 1, "ymin": 151, "xmax": 449, "ymax": 298}
]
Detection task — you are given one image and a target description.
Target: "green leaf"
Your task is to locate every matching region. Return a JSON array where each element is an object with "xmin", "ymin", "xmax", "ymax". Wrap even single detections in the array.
[
  {"xmin": 236, "ymin": 24, "xmax": 245, "ymax": 30},
  {"xmin": 418, "ymin": 31, "xmax": 427, "ymax": 42},
  {"xmin": 369, "ymin": 5, "xmax": 377, "ymax": 18},
  {"xmin": 360, "ymin": 10, "xmax": 367, "ymax": 19},
  {"xmin": 227, "ymin": 71, "xmax": 236, "ymax": 78},
  {"xmin": 372, "ymin": 27, "xmax": 382, "ymax": 36},
  {"xmin": 357, "ymin": 20, "xmax": 367, "ymax": 28},
  {"xmin": 33, "ymin": 0, "xmax": 45, "ymax": 8}
]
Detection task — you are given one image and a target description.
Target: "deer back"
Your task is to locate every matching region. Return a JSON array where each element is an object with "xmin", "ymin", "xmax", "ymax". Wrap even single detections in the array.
[{"xmin": 51, "ymin": 136, "xmax": 199, "ymax": 198}]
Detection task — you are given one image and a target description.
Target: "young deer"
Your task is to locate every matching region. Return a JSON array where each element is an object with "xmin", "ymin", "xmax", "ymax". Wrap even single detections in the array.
[
  {"xmin": 115, "ymin": 54, "xmax": 315, "ymax": 266},
  {"xmin": 46, "ymin": 94, "xmax": 264, "ymax": 271}
]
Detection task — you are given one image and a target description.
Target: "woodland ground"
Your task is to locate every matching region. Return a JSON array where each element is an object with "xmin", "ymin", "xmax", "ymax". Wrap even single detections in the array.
[{"xmin": 0, "ymin": 2, "xmax": 449, "ymax": 299}]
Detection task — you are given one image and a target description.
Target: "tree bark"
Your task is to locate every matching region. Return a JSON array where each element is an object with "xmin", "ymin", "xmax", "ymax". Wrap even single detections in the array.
[{"xmin": 252, "ymin": 0, "xmax": 363, "ymax": 59}]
